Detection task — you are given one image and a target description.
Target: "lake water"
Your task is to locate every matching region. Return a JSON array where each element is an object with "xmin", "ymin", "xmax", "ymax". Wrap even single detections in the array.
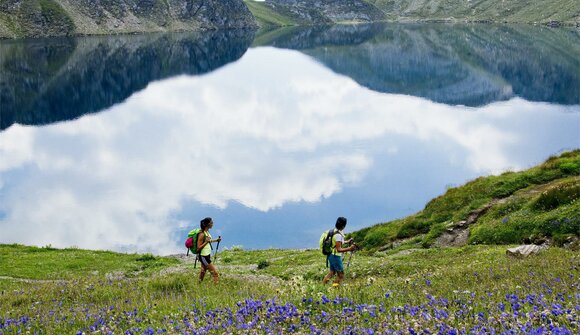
[{"xmin": 1, "ymin": 24, "xmax": 579, "ymax": 255}]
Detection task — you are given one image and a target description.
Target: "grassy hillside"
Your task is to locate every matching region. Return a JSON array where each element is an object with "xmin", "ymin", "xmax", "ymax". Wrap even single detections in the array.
[
  {"xmin": 366, "ymin": 0, "xmax": 579, "ymax": 24},
  {"xmin": 350, "ymin": 150, "xmax": 580, "ymax": 252},
  {"xmin": 244, "ymin": 0, "xmax": 300, "ymax": 27},
  {"xmin": 0, "ymin": 244, "xmax": 578, "ymax": 333},
  {"xmin": 244, "ymin": 0, "xmax": 579, "ymax": 26}
]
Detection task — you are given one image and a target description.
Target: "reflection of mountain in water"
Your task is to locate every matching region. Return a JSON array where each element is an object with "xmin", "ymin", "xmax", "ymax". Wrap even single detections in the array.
[
  {"xmin": 256, "ymin": 24, "xmax": 580, "ymax": 107},
  {"xmin": 0, "ymin": 30, "xmax": 254, "ymax": 130}
]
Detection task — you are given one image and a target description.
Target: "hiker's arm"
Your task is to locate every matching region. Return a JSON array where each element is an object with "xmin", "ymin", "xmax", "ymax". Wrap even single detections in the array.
[{"xmin": 335, "ymin": 241, "xmax": 355, "ymax": 253}]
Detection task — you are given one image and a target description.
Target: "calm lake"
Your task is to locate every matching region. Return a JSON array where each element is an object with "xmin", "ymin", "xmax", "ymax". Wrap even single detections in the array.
[{"xmin": 1, "ymin": 24, "xmax": 579, "ymax": 255}]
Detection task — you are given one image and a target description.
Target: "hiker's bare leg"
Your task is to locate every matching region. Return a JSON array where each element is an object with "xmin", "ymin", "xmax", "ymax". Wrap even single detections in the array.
[
  {"xmin": 206, "ymin": 264, "xmax": 219, "ymax": 284},
  {"xmin": 323, "ymin": 271, "xmax": 336, "ymax": 284},
  {"xmin": 199, "ymin": 264, "xmax": 207, "ymax": 282},
  {"xmin": 333, "ymin": 272, "xmax": 344, "ymax": 285}
]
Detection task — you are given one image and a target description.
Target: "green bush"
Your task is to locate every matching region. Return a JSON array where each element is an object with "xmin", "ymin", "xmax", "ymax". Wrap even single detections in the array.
[
  {"xmin": 257, "ymin": 260, "xmax": 270, "ymax": 269},
  {"xmin": 559, "ymin": 161, "xmax": 579, "ymax": 175},
  {"xmin": 362, "ymin": 224, "xmax": 400, "ymax": 248},
  {"xmin": 491, "ymin": 175, "xmax": 531, "ymax": 198},
  {"xmin": 537, "ymin": 217, "xmax": 580, "ymax": 236},
  {"xmin": 469, "ymin": 224, "xmax": 520, "ymax": 244},
  {"xmin": 491, "ymin": 197, "xmax": 527, "ymax": 218},
  {"xmin": 397, "ymin": 220, "xmax": 430, "ymax": 239},
  {"xmin": 533, "ymin": 182, "xmax": 580, "ymax": 211},
  {"xmin": 136, "ymin": 253, "xmax": 156, "ymax": 262}
]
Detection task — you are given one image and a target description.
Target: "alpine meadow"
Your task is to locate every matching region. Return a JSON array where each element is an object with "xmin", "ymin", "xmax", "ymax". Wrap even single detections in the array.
[
  {"xmin": 1, "ymin": 151, "xmax": 578, "ymax": 334},
  {"xmin": 1, "ymin": 0, "xmax": 579, "ymax": 334}
]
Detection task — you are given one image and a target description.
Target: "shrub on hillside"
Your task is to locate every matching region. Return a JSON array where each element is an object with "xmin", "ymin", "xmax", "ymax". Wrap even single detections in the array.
[
  {"xmin": 533, "ymin": 181, "xmax": 579, "ymax": 211},
  {"xmin": 136, "ymin": 253, "xmax": 156, "ymax": 261},
  {"xmin": 469, "ymin": 215, "xmax": 540, "ymax": 245},
  {"xmin": 559, "ymin": 161, "xmax": 579, "ymax": 174},
  {"xmin": 257, "ymin": 260, "xmax": 270, "ymax": 269},
  {"xmin": 537, "ymin": 217, "xmax": 580, "ymax": 237},
  {"xmin": 362, "ymin": 224, "xmax": 400, "ymax": 249},
  {"xmin": 397, "ymin": 220, "xmax": 430, "ymax": 239}
]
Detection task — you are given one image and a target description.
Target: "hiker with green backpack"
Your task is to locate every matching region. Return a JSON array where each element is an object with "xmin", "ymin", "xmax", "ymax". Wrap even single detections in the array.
[
  {"xmin": 320, "ymin": 217, "xmax": 357, "ymax": 287},
  {"xmin": 185, "ymin": 217, "xmax": 221, "ymax": 284}
]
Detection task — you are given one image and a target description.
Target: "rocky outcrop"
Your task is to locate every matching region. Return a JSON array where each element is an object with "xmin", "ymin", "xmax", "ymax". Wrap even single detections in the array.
[
  {"xmin": 0, "ymin": 29, "xmax": 254, "ymax": 130},
  {"xmin": 506, "ymin": 244, "xmax": 548, "ymax": 256},
  {"xmin": 257, "ymin": 0, "xmax": 385, "ymax": 25},
  {"xmin": 0, "ymin": 0, "xmax": 257, "ymax": 38},
  {"xmin": 433, "ymin": 203, "xmax": 495, "ymax": 247}
]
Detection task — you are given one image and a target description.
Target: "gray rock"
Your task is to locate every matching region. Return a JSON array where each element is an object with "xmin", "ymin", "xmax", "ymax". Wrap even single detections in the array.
[{"xmin": 506, "ymin": 244, "xmax": 548, "ymax": 257}]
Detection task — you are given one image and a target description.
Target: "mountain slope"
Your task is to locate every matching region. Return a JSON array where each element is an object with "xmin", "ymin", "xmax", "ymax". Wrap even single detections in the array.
[
  {"xmin": 244, "ymin": 0, "xmax": 385, "ymax": 27},
  {"xmin": 0, "ymin": 0, "xmax": 257, "ymax": 38},
  {"xmin": 350, "ymin": 150, "xmax": 580, "ymax": 251},
  {"xmin": 366, "ymin": 0, "xmax": 579, "ymax": 25},
  {"xmin": 244, "ymin": 0, "xmax": 579, "ymax": 26}
]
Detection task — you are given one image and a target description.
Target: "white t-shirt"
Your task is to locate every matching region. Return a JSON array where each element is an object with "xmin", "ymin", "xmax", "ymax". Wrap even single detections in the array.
[{"xmin": 332, "ymin": 230, "xmax": 345, "ymax": 255}]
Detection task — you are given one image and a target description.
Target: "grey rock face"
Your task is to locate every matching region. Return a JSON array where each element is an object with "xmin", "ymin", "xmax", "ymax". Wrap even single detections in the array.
[{"xmin": 0, "ymin": 0, "xmax": 258, "ymax": 38}]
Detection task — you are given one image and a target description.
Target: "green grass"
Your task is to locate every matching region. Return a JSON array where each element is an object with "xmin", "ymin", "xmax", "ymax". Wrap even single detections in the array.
[
  {"xmin": 350, "ymin": 150, "xmax": 580, "ymax": 250},
  {"xmin": 0, "ymin": 244, "xmax": 179, "ymax": 280},
  {"xmin": 0, "ymin": 244, "xmax": 577, "ymax": 333},
  {"xmin": 364, "ymin": 0, "xmax": 579, "ymax": 24},
  {"xmin": 244, "ymin": 0, "xmax": 300, "ymax": 27}
]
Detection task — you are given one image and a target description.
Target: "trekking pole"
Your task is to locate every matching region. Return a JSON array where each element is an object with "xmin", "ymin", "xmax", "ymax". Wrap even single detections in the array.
[
  {"xmin": 347, "ymin": 243, "xmax": 357, "ymax": 269},
  {"xmin": 347, "ymin": 250, "xmax": 354, "ymax": 268},
  {"xmin": 213, "ymin": 236, "xmax": 221, "ymax": 263}
]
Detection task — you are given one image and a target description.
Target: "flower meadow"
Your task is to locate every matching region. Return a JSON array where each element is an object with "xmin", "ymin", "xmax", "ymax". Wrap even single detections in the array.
[{"xmin": 1, "ymin": 247, "xmax": 578, "ymax": 334}]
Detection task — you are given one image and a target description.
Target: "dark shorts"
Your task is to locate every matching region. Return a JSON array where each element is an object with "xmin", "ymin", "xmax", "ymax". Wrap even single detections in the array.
[
  {"xmin": 328, "ymin": 254, "xmax": 344, "ymax": 273},
  {"xmin": 198, "ymin": 254, "xmax": 212, "ymax": 266}
]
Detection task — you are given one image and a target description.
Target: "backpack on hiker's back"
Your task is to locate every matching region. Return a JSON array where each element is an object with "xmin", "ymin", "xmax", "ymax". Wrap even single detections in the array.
[
  {"xmin": 319, "ymin": 228, "xmax": 337, "ymax": 256},
  {"xmin": 185, "ymin": 228, "xmax": 202, "ymax": 255}
]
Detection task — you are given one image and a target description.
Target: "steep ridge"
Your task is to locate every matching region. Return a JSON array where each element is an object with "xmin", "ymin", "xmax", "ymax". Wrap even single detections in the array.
[
  {"xmin": 349, "ymin": 150, "xmax": 580, "ymax": 252},
  {"xmin": 0, "ymin": 0, "xmax": 258, "ymax": 38}
]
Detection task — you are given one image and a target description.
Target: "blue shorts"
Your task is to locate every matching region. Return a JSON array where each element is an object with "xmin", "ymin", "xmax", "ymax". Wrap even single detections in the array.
[{"xmin": 328, "ymin": 254, "xmax": 344, "ymax": 273}]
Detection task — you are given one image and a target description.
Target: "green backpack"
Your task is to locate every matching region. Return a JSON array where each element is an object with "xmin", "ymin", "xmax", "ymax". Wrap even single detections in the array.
[
  {"xmin": 185, "ymin": 228, "xmax": 202, "ymax": 255},
  {"xmin": 319, "ymin": 229, "xmax": 336, "ymax": 256}
]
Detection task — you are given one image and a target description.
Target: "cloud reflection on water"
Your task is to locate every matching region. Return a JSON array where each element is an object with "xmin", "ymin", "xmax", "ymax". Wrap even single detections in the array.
[{"xmin": 0, "ymin": 47, "xmax": 578, "ymax": 254}]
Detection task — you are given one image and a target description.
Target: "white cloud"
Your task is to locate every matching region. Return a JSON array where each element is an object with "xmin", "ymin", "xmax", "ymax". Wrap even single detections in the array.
[{"xmin": 0, "ymin": 47, "xmax": 577, "ymax": 254}]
